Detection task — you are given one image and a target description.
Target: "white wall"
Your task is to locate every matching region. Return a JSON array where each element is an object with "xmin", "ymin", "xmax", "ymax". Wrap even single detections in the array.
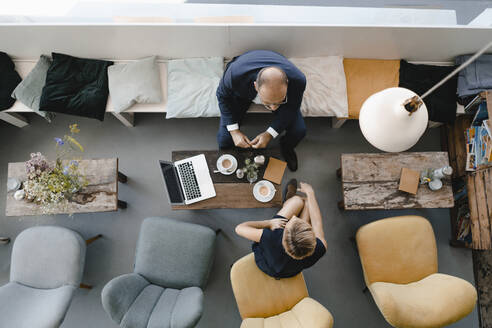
[
  {"xmin": 67, "ymin": 3, "xmax": 458, "ymax": 25},
  {"xmin": 1, "ymin": 24, "xmax": 491, "ymax": 61},
  {"xmin": 0, "ymin": 2, "xmax": 457, "ymax": 25}
]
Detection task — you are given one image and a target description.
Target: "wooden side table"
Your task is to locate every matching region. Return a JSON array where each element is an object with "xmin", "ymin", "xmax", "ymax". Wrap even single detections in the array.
[
  {"xmin": 339, "ymin": 152, "xmax": 454, "ymax": 210},
  {"xmin": 6, "ymin": 158, "xmax": 128, "ymax": 216}
]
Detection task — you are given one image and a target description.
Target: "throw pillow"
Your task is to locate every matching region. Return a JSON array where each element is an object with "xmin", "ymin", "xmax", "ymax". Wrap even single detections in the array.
[
  {"xmin": 11, "ymin": 55, "xmax": 55, "ymax": 121},
  {"xmin": 343, "ymin": 59, "xmax": 400, "ymax": 119},
  {"xmin": 0, "ymin": 52, "xmax": 21, "ymax": 110},
  {"xmin": 166, "ymin": 57, "xmax": 223, "ymax": 118},
  {"xmin": 399, "ymin": 60, "xmax": 457, "ymax": 123},
  {"xmin": 289, "ymin": 56, "xmax": 348, "ymax": 117},
  {"xmin": 108, "ymin": 56, "xmax": 163, "ymax": 113},
  {"xmin": 39, "ymin": 53, "xmax": 113, "ymax": 121}
]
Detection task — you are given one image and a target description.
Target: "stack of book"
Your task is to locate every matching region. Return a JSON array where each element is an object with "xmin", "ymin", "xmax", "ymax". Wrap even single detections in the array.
[{"xmin": 465, "ymin": 103, "xmax": 492, "ymax": 171}]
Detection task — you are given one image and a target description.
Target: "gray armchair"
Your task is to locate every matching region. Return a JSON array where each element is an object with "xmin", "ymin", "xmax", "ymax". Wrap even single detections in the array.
[
  {"xmin": 0, "ymin": 226, "xmax": 86, "ymax": 328},
  {"xmin": 102, "ymin": 217, "xmax": 216, "ymax": 328}
]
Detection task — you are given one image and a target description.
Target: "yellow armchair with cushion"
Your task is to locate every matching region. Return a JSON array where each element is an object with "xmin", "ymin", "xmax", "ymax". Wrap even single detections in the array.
[
  {"xmin": 356, "ymin": 215, "xmax": 477, "ymax": 328},
  {"xmin": 230, "ymin": 253, "xmax": 334, "ymax": 328}
]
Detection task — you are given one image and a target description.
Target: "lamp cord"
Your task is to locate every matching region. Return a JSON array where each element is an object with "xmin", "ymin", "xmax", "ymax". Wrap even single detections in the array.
[{"xmin": 420, "ymin": 40, "xmax": 492, "ymax": 100}]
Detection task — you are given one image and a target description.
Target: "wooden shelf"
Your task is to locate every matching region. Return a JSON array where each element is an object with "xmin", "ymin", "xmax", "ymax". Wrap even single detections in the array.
[{"xmin": 443, "ymin": 91, "xmax": 492, "ymax": 249}]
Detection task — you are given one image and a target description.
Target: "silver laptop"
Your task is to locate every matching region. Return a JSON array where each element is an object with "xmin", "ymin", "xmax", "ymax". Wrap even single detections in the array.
[{"xmin": 159, "ymin": 154, "xmax": 216, "ymax": 205}]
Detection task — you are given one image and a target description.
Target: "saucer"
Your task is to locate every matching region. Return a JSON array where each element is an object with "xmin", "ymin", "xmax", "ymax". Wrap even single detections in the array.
[
  {"xmin": 253, "ymin": 180, "xmax": 276, "ymax": 203},
  {"xmin": 216, "ymin": 154, "xmax": 238, "ymax": 175}
]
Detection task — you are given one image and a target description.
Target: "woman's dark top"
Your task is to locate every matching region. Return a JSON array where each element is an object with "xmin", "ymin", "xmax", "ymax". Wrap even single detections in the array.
[{"xmin": 252, "ymin": 226, "xmax": 326, "ymax": 279}]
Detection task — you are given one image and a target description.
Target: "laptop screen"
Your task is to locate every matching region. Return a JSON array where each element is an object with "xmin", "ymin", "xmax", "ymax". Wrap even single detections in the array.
[{"xmin": 159, "ymin": 161, "xmax": 184, "ymax": 204}]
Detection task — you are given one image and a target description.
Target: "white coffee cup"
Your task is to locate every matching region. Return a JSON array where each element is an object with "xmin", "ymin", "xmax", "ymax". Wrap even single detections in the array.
[
  {"xmin": 220, "ymin": 158, "xmax": 234, "ymax": 172},
  {"xmin": 259, "ymin": 185, "xmax": 271, "ymax": 197},
  {"xmin": 253, "ymin": 180, "xmax": 276, "ymax": 203}
]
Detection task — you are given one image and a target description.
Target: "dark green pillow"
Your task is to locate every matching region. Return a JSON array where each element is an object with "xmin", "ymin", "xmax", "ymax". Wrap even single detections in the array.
[{"xmin": 39, "ymin": 53, "xmax": 113, "ymax": 121}]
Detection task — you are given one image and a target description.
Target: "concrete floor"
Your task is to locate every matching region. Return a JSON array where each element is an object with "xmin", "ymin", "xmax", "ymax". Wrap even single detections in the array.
[{"xmin": 0, "ymin": 113, "xmax": 479, "ymax": 327}]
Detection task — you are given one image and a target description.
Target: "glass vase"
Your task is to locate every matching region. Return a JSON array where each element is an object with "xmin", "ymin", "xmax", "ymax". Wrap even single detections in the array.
[{"xmin": 247, "ymin": 171, "xmax": 258, "ymax": 184}]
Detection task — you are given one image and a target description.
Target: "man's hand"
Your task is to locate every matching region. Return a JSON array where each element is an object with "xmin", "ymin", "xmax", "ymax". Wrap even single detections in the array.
[
  {"xmin": 298, "ymin": 182, "xmax": 315, "ymax": 197},
  {"xmin": 230, "ymin": 130, "xmax": 252, "ymax": 148},
  {"xmin": 251, "ymin": 131, "xmax": 273, "ymax": 149},
  {"xmin": 269, "ymin": 217, "xmax": 288, "ymax": 230}
]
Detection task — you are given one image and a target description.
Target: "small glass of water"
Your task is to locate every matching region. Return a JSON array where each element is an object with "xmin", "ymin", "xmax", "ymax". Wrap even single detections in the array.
[{"xmin": 247, "ymin": 171, "xmax": 258, "ymax": 184}]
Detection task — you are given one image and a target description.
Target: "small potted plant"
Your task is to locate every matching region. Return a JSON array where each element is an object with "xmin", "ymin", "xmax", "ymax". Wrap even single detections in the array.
[{"xmin": 242, "ymin": 158, "xmax": 259, "ymax": 184}]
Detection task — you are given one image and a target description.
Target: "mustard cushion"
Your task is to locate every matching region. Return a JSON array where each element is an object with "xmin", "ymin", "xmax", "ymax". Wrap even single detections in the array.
[
  {"xmin": 231, "ymin": 253, "xmax": 308, "ymax": 319},
  {"xmin": 240, "ymin": 297, "xmax": 334, "ymax": 328},
  {"xmin": 356, "ymin": 216, "xmax": 437, "ymax": 285},
  {"xmin": 370, "ymin": 273, "xmax": 477, "ymax": 328},
  {"xmin": 343, "ymin": 58, "xmax": 400, "ymax": 119}
]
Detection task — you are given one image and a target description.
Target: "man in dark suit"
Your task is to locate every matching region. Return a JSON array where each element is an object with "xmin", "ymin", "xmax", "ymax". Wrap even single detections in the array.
[{"xmin": 216, "ymin": 50, "xmax": 307, "ymax": 171}]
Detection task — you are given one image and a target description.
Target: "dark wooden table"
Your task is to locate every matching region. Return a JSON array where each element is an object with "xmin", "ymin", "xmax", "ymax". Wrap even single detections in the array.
[
  {"xmin": 172, "ymin": 149, "xmax": 283, "ymax": 210},
  {"xmin": 6, "ymin": 158, "xmax": 127, "ymax": 216},
  {"xmin": 339, "ymin": 152, "xmax": 454, "ymax": 210}
]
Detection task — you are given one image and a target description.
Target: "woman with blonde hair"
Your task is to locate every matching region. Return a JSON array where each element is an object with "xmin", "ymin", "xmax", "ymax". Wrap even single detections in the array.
[{"xmin": 235, "ymin": 180, "xmax": 327, "ymax": 278}]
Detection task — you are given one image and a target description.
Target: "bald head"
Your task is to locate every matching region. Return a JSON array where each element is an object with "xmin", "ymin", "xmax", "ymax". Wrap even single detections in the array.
[
  {"xmin": 254, "ymin": 67, "xmax": 288, "ymax": 111},
  {"xmin": 256, "ymin": 66, "xmax": 288, "ymax": 88}
]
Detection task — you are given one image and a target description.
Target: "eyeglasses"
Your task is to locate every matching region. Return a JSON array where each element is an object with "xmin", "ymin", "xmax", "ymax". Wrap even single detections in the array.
[{"xmin": 261, "ymin": 94, "xmax": 288, "ymax": 110}]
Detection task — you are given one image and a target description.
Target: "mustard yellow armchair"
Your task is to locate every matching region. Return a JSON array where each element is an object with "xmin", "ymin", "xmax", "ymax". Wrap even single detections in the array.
[
  {"xmin": 356, "ymin": 215, "xmax": 477, "ymax": 328},
  {"xmin": 230, "ymin": 253, "xmax": 334, "ymax": 328}
]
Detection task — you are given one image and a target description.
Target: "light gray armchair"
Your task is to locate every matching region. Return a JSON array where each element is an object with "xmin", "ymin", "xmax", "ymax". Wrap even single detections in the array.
[
  {"xmin": 102, "ymin": 217, "xmax": 217, "ymax": 328},
  {"xmin": 0, "ymin": 226, "xmax": 87, "ymax": 328}
]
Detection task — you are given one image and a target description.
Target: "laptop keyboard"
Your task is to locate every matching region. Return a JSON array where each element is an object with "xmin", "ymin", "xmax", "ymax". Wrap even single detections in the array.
[{"xmin": 177, "ymin": 162, "xmax": 202, "ymax": 200}]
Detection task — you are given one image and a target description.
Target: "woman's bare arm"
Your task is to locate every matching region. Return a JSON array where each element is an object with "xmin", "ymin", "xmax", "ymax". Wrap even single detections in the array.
[
  {"xmin": 299, "ymin": 182, "xmax": 327, "ymax": 249},
  {"xmin": 235, "ymin": 218, "xmax": 287, "ymax": 242}
]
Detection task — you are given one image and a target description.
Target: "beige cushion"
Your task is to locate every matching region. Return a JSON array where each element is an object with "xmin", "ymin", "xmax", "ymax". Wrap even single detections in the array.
[
  {"xmin": 370, "ymin": 273, "xmax": 477, "ymax": 328},
  {"xmin": 108, "ymin": 56, "xmax": 163, "ymax": 113},
  {"xmin": 241, "ymin": 297, "xmax": 334, "ymax": 328},
  {"xmin": 231, "ymin": 253, "xmax": 308, "ymax": 319},
  {"xmin": 356, "ymin": 215, "xmax": 437, "ymax": 285},
  {"xmin": 166, "ymin": 57, "xmax": 223, "ymax": 118},
  {"xmin": 289, "ymin": 56, "xmax": 348, "ymax": 118}
]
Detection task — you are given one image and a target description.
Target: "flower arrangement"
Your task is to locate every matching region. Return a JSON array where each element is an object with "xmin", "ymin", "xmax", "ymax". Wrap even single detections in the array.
[{"xmin": 21, "ymin": 124, "xmax": 87, "ymax": 213}]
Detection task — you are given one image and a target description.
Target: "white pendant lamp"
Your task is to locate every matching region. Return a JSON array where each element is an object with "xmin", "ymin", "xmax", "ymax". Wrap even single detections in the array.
[
  {"xmin": 359, "ymin": 40, "xmax": 492, "ymax": 153},
  {"xmin": 359, "ymin": 87, "xmax": 428, "ymax": 152}
]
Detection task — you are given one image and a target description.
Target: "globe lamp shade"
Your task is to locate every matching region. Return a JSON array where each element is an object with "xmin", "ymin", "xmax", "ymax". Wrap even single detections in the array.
[{"xmin": 359, "ymin": 87, "xmax": 429, "ymax": 152}]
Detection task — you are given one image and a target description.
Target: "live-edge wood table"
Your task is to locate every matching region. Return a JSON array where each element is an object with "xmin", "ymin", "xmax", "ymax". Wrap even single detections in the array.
[
  {"xmin": 171, "ymin": 149, "xmax": 283, "ymax": 210},
  {"xmin": 338, "ymin": 152, "xmax": 454, "ymax": 210},
  {"xmin": 6, "ymin": 158, "xmax": 127, "ymax": 216}
]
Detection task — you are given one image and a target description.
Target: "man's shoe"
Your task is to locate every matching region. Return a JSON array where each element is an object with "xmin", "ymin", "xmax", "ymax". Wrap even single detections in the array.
[
  {"xmin": 280, "ymin": 141, "xmax": 298, "ymax": 172},
  {"xmin": 282, "ymin": 179, "xmax": 298, "ymax": 203}
]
